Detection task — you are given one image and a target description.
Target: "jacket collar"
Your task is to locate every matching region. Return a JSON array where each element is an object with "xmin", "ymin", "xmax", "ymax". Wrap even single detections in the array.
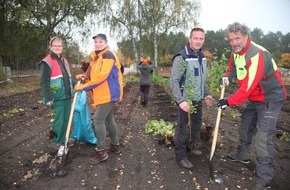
[
  {"xmin": 90, "ymin": 47, "xmax": 109, "ymax": 60},
  {"xmin": 185, "ymin": 43, "xmax": 201, "ymax": 58},
  {"xmin": 50, "ymin": 51, "xmax": 62, "ymax": 60},
  {"xmin": 237, "ymin": 38, "xmax": 251, "ymax": 55}
]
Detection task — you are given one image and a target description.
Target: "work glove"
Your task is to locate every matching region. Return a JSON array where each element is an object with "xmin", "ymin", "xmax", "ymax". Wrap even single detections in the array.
[
  {"xmin": 219, "ymin": 77, "xmax": 229, "ymax": 87},
  {"xmin": 46, "ymin": 101, "xmax": 54, "ymax": 109},
  {"xmin": 217, "ymin": 99, "xmax": 228, "ymax": 109}
]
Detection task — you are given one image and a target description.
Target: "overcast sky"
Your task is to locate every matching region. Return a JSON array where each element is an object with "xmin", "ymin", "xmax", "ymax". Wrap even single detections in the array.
[
  {"xmin": 80, "ymin": 0, "xmax": 290, "ymax": 53},
  {"xmin": 199, "ymin": 0, "xmax": 290, "ymax": 34}
]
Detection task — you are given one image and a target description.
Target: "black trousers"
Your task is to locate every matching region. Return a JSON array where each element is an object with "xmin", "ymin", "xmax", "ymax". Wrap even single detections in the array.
[
  {"xmin": 140, "ymin": 86, "xmax": 150, "ymax": 106},
  {"xmin": 174, "ymin": 102, "xmax": 202, "ymax": 161}
]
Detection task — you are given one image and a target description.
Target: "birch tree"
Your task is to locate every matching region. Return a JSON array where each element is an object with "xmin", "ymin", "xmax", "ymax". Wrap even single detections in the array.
[
  {"xmin": 142, "ymin": 0, "xmax": 201, "ymax": 67},
  {"xmin": 103, "ymin": 0, "xmax": 141, "ymax": 64},
  {"xmin": 104, "ymin": 0, "xmax": 201, "ymax": 67}
]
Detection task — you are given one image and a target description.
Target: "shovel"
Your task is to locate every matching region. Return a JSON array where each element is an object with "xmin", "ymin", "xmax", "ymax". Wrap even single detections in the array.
[
  {"xmin": 209, "ymin": 80, "xmax": 226, "ymax": 161},
  {"xmin": 61, "ymin": 81, "xmax": 80, "ymax": 163},
  {"xmin": 57, "ymin": 81, "xmax": 80, "ymax": 176}
]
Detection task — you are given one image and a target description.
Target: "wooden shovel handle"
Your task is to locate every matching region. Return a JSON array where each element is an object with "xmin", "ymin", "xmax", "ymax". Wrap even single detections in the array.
[
  {"xmin": 210, "ymin": 81, "xmax": 226, "ymax": 161},
  {"xmin": 64, "ymin": 81, "xmax": 80, "ymax": 146}
]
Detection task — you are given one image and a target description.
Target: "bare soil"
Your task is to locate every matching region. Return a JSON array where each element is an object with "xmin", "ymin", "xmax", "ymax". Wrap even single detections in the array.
[{"xmin": 0, "ymin": 76, "xmax": 289, "ymax": 190}]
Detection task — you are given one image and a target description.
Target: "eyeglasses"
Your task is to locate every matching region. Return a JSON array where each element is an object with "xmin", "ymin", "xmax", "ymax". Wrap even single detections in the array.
[{"xmin": 51, "ymin": 45, "xmax": 63, "ymax": 48}]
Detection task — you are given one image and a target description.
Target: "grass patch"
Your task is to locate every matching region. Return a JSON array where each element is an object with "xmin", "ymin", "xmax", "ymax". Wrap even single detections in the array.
[{"xmin": 0, "ymin": 75, "xmax": 40, "ymax": 97}]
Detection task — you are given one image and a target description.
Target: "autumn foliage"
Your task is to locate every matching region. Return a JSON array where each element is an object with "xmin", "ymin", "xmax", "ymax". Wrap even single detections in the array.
[{"xmin": 278, "ymin": 53, "xmax": 290, "ymax": 69}]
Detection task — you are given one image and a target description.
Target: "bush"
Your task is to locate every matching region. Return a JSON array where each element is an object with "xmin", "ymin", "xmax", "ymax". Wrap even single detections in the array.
[{"xmin": 158, "ymin": 54, "xmax": 173, "ymax": 67}]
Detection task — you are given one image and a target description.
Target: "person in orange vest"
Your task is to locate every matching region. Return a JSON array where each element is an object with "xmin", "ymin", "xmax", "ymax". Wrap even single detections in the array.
[
  {"xmin": 74, "ymin": 33, "xmax": 123, "ymax": 164},
  {"xmin": 39, "ymin": 36, "xmax": 75, "ymax": 155}
]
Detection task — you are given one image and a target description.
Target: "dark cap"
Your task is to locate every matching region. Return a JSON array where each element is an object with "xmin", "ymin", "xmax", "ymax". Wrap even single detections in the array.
[{"xmin": 92, "ymin": 33, "xmax": 107, "ymax": 41}]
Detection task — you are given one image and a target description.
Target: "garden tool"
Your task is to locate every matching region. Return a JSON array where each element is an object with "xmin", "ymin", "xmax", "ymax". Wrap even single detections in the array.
[
  {"xmin": 57, "ymin": 81, "xmax": 80, "ymax": 176},
  {"xmin": 209, "ymin": 79, "xmax": 226, "ymax": 161},
  {"xmin": 60, "ymin": 81, "xmax": 80, "ymax": 163}
]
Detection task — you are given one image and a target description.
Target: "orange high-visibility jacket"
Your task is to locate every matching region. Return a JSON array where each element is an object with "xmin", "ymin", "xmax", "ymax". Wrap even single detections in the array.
[{"xmin": 81, "ymin": 47, "xmax": 123, "ymax": 108}]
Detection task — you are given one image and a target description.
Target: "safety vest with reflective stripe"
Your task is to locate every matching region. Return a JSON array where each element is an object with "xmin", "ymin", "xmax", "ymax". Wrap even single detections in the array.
[
  {"xmin": 42, "ymin": 55, "xmax": 74, "ymax": 101},
  {"xmin": 225, "ymin": 39, "xmax": 287, "ymax": 106}
]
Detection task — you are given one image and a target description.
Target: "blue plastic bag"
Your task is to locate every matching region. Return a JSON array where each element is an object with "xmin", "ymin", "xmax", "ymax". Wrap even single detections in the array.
[{"xmin": 70, "ymin": 91, "xmax": 97, "ymax": 144}]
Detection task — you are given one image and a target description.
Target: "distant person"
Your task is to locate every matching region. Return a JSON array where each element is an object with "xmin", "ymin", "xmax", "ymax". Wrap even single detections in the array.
[
  {"xmin": 74, "ymin": 33, "xmax": 123, "ymax": 164},
  {"xmin": 170, "ymin": 28, "xmax": 213, "ymax": 169},
  {"xmin": 217, "ymin": 22, "xmax": 287, "ymax": 190},
  {"xmin": 137, "ymin": 57, "xmax": 154, "ymax": 106},
  {"xmin": 39, "ymin": 36, "xmax": 75, "ymax": 155}
]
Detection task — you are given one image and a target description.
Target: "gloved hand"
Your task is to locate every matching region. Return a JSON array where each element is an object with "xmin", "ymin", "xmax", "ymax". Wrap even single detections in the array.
[
  {"xmin": 217, "ymin": 99, "xmax": 228, "ymax": 109},
  {"xmin": 46, "ymin": 101, "xmax": 54, "ymax": 109},
  {"xmin": 219, "ymin": 77, "xmax": 229, "ymax": 87}
]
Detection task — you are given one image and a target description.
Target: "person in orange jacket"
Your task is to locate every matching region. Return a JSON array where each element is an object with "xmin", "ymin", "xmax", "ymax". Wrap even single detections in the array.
[{"xmin": 74, "ymin": 33, "xmax": 123, "ymax": 164}]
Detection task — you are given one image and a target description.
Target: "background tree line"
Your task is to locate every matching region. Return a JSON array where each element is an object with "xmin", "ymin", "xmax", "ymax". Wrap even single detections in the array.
[
  {"xmin": 0, "ymin": 0, "xmax": 201, "ymax": 74},
  {"xmin": 119, "ymin": 29, "xmax": 290, "ymax": 68},
  {"xmin": 0, "ymin": 0, "xmax": 103, "ymax": 73},
  {"xmin": 1, "ymin": 0, "xmax": 290, "ymax": 80}
]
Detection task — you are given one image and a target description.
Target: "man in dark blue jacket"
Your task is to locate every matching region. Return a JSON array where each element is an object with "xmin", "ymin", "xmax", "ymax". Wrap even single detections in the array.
[{"xmin": 170, "ymin": 28, "xmax": 213, "ymax": 169}]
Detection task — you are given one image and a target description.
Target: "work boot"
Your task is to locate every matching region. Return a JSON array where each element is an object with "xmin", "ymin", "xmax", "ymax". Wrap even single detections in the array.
[
  {"xmin": 108, "ymin": 144, "xmax": 121, "ymax": 154},
  {"xmin": 178, "ymin": 158, "xmax": 193, "ymax": 169},
  {"xmin": 227, "ymin": 154, "xmax": 250, "ymax": 164},
  {"xmin": 89, "ymin": 150, "xmax": 109, "ymax": 164}
]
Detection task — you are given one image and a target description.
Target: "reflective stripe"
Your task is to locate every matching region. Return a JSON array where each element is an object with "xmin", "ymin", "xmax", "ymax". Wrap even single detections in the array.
[
  {"xmin": 234, "ymin": 54, "xmax": 247, "ymax": 80},
  {"xmin": 51, "ymin": 75, "xmax": 63, "ymax": 80},
  {"xmin": 247, "ymin": 54, "xmax": 259, "ymax": 91},
  {"xmin": 271, "ymin": 58, "xmax": 278, "ymax": 71}
]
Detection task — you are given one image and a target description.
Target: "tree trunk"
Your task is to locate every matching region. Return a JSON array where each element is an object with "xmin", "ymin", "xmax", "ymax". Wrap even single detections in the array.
[{"xmin": 153, "ymin": 33, "xmax": 158, "ymax": 68}]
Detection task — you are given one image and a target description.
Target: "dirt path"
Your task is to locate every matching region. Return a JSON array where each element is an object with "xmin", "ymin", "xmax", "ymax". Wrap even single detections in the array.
[{"xmin": 0, "ymin": 81, "xmax": 289, "ymax": 190}]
